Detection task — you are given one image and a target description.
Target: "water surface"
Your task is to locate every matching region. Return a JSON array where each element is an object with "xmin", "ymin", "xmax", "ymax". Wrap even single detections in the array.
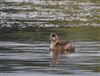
[
  {"xmin": 0, "ymin": 0, "xmax": 100, "ymax": 76},
  {"xmin": 0, "ymin": 40, "xmax": 100, "ymax": 76}
]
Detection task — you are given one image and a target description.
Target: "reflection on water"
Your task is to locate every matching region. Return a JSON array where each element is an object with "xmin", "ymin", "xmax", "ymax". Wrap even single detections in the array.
[
  {"xmin": 0, "ymin": 41, "xmax": 100, "ymax": 76},
  {"xmin": 0, "ymin": 0, "xmax": 100, "ymax": 28}
]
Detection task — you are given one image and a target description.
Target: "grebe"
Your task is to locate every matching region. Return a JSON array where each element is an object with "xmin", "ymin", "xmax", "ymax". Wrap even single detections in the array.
[{"xmin": 49, "ymin": 32, "xmax": 75, "ymax": 65}]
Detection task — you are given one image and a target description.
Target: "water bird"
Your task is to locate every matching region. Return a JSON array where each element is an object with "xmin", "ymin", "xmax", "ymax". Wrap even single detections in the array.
[{"xmin": 49, "ymin": 32, "xmax": 75, "ymax": 65}]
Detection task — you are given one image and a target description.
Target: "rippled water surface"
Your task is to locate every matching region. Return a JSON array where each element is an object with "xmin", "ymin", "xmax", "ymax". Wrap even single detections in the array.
[
  {"xmin": 0, "ymin": 0, "xmax": 100, "ymax": 27},
  {"xmin": 0, "ymin": 0, "xmax": 100, "ymax": 76},
  {"xmin": 0, "ymin": 40, "xmax": 100, "ymax": 76}
]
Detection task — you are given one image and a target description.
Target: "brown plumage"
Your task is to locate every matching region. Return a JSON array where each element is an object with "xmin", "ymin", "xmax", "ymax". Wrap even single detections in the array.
[{"xmin": 49, "ymin": 32, "xmax": 75, "ymax": 65}]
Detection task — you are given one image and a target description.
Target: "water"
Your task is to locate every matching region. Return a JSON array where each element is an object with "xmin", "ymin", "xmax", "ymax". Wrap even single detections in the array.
[
  {"xmin": 0, "ymin": 0, "xmax": 100, "ymax": 28},
  {"xmin": 0, "ymin": 0, "xmax": 100, "ymax": 76},
  {"xmin": 0, "ymin": 40, "xmax": 100, "ymax": 76}
]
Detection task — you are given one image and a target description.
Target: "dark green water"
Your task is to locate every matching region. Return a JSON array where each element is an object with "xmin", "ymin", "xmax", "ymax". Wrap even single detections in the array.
[{"xmin": 0, "ymin": 28, "xmax": 100, "ymax": 76}]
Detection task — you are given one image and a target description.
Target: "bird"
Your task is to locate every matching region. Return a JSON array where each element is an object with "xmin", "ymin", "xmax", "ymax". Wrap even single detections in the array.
[{"xmin": 49, "ymin": 32, "xmax": 75, "ymax": 65}]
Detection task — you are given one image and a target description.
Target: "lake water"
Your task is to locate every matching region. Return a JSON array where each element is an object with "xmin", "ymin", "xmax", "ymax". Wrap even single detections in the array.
[
  {"xmin": 0, "ymin": 0, "xmax": 100, "ymax": 27},
  {"xmin": 0, "ymin": 0, "xmax": 100, "ymax": 76},
  {"xmin": 0, "ymin": 40, "xmax": 100, "ymax": 76}
]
